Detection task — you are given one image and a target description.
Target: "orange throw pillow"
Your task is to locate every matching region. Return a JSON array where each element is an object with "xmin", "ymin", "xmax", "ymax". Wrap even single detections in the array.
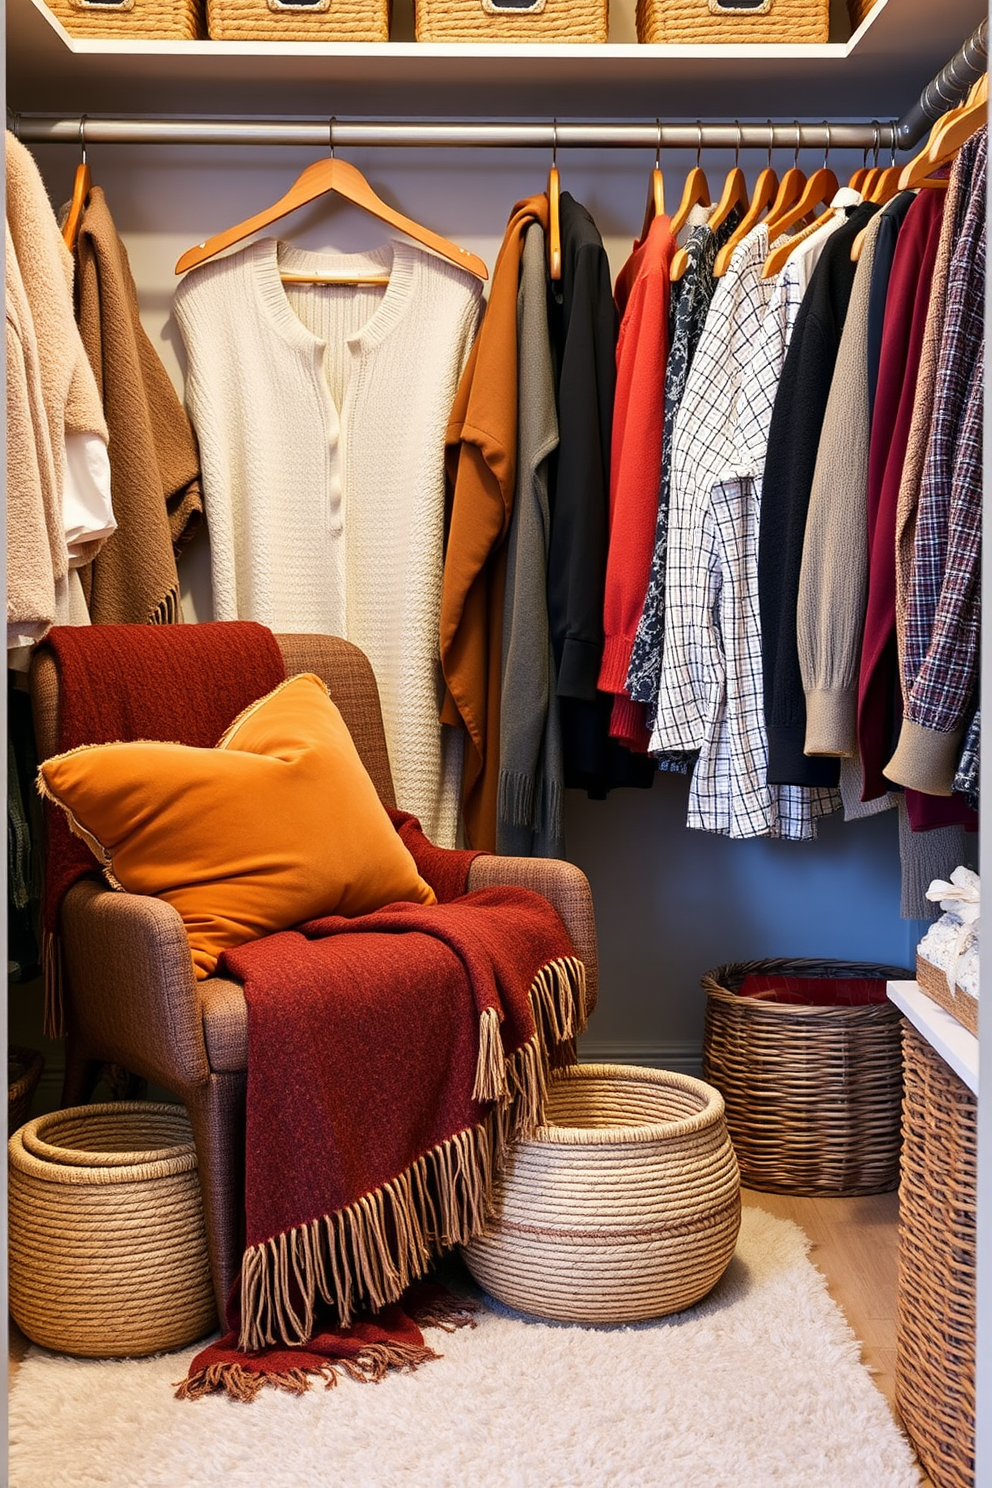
[{"xmin": 38, "ymin": 672, "xmax": 436, "ymax": 978}]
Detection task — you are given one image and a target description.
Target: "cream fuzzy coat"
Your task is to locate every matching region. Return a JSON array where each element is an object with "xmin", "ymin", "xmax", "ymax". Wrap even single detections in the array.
[{"xmin": 5, "ymin": 133, "xmax": 111, "ymax": 650}]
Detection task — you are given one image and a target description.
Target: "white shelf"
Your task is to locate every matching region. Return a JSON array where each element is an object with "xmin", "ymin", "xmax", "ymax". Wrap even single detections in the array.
[
  {"xmin": 6, "ymin": 0, "xmax": 987, "ymax": 119},
  {"xmin": 888, "ymin": 980, "xmax": 979, "ymax": 1096}
]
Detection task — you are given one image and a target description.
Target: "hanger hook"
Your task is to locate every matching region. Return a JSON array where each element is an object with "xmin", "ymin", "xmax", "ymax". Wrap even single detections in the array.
[
  {"xmin": 328, "ymin": 116, "xmax": 335, "ymax": 159},
  {"xmin": 766, "ymin": 119, "xmax": 774, "ymax": 169},
  {"xmin": 79, "ymin": 114, "xmax": 87, "ymax": 167},
  {"xmin": 794, "ymin": 120, "xmax": 801, "ymax": 169},
  {"xmin": 871, "ymin": 119, "xmax": 880, "ymax": 168},
  {"xmin": 889, "ymin": 125, "xmax": 897, "ymax": 168},
  {"xmin": 822, "ymin": 121, "xmax": 831, "ymax": 169},
  {"xmin": 734, "ymin": 121, "xmax": 742, "ymax": 168},
  {"xmin": 655, "ymin": 118, "xmax": 662, "ymax": 171},
  {"xmin": 552, "ymin": 118, "xmax": 558, "ymax": 170},
  {"xmin": 695, "ymin": 120, "xmax": 703, "ymax": 169}
]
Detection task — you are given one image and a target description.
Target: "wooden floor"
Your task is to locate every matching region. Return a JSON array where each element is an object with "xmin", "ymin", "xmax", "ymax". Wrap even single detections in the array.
[
  {"xmin": 741, "ymin": 1188, "xmax": 931, "ymax": 1486},
  {"xmin": 9, "ymin": 1190, "xmax": 929, "ymax": 1482}
]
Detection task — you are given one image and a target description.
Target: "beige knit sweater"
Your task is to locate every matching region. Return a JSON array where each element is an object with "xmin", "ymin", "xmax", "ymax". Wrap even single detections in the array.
[
  {"xmin": 797, "ymin": 209, "xmax": 885, "ymax": 757},
  {"xmin": 175, "ymin": 237, "xmax": 483, "ymax": 847},
  {"xmin": 5, "ymin": 132, "xmax": 110, "ymax": 651}
]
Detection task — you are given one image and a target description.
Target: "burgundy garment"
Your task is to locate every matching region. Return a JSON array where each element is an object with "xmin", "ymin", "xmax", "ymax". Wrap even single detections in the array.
[
  {"xmin": 41, "ymin": 621, "xmax": 286, "ymax": 939},
  {"xmin": 856, "ymin": 188, "xmax": 972, "ymax": 831}
]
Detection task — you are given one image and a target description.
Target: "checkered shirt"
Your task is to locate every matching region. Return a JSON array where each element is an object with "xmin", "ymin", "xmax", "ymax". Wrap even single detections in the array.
[
  {"xmin": 653, "ymin": 224, "xmax": 839, "ymax": 839},
  {"xmin": 903, "ymin": 129, "xmax": 986, "ymax": 737}
]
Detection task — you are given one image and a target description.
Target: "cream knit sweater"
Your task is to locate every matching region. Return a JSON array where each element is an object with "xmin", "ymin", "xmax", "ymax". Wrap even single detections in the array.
[{"xmin": 174, "ymin": 238, "xmax": 483, "ymax": 846}]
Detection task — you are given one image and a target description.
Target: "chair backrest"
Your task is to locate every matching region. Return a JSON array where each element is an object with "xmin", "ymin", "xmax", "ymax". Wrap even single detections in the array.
[{"xmin": 30, "ymin": 631, "xmax": 397, "ymax": 809}]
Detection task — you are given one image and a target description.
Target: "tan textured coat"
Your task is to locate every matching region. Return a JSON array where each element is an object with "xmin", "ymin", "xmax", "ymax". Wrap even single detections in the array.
[{"xmin": 75, "ymin": 187, "xmax": 204, "ymax": 624}]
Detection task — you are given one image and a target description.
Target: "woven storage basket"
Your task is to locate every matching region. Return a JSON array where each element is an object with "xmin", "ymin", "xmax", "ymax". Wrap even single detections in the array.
[
  {"xmin": 915, "ymin": 951, "xmax": 978, "ymax": 1036},
  {"xmin": 415, "ymin": 0, "xmax": 607, "ymax": 44},
  {"xmin": 462, "ymin": 1063, "xmax": 740, "ymax": 1323},
  {"xmin": 897, "ymin": 1023, "xmax": 976, "ymax": 1488},
  {"xmin": 8, "ymin": 1045, "xmax": 44, "ymax": 1132},
  {"xmin": 701, "ymin": 958, "xmax": 909, "ymax": 1196},
  {"xmin": 845, "ymin": 0, "xmax": 880, "ymax": 31},
  {"xmin": 207, "ymin": 0, "xmax": 388, "ymax": 41},
  {"xmin": 8, "ymin": 1102, "xmax": 217, "ymax": 1358},
  {"xmin": 43, "ymin": 0, "xmax": 204, "ymax": 39},
  {"xmin": 636, "ymin": 0, "xmax": 827, "ymax": 44}
]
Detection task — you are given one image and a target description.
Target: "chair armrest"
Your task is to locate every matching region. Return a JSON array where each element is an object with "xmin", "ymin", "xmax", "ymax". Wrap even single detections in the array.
[
  {"xmin": 60, "ymin": 879, "xmax": 211, "ymax": 1091},
  {"xmin": 466, "ymin": 856, "xmax": 599, "ymax": 1017}
]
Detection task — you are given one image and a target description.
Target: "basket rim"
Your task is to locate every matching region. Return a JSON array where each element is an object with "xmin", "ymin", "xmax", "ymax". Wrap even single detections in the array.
[
  {"xmin": 530, "ymin": 1062, "xmax": 725, "ymax": 1146},
  {"xmin": 10, "ymin": 1101, "xmax": 197, "ymax": 1183},
  {"xmin": 701, "ymin": 958, "xmax": 912, "ymax": 1017},
  {"xmin": 7, "ymin": 1046, "xmax": 45, "ymax": 1101}
]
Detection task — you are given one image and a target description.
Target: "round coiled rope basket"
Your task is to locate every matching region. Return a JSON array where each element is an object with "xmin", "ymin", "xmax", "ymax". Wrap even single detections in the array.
[
  {"xmin": 701, "ymin": 958, "xmax": 910, "ymax": 1196},
  {"xmin": 8, "ymin": 1102, "xmax": 217, "ymax": 1358},
  {"xmin": 462, "ymin": 1063, "xmax": 740, "ymax": 1323}
]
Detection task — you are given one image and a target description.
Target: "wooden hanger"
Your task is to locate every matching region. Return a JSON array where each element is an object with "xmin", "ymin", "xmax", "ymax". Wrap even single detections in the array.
[
  {"xmin": 548, "ymin": 121, "xmax": 562, "ymax": 282},
  {"xmin": 639, "ymin": 121, "xmax": 666, "ymax": 244},
  {"xmin": 175, "ymin": 128, "xmax": 488, "ymax": 282},
  {"xmin": 673, "ymin": 123, "xmax": 747, "ymax": 282},
  {"xmin": 712, "ymin": 127, "xmax": 779, "ymax": 278},
  {"xmin": 899, "ymin": 75, "xmax": 987, "ymax": 191},
  {"xmin": 669, "ymin": 122, "xmax": 710, "ymax": 241},
  {"xmin": 61, "ymin": 117, "xmax": 92, "ymax": 253}
]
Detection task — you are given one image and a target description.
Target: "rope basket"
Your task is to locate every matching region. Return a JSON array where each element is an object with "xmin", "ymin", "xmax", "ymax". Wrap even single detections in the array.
[
  {"xmin": 8, "ymin": 1045, "xmax": 44, "ymax": 1132},
  {"xmin": 43, "ymin": 0, "xmax": 204, "ymax": 39},
  {"xmin": 415, "ymin": 0, "xmax": 607, "ymax": 44},
  {"xmin": 702, "ymin": 958, "xmax": 909, "ymax": 1195},
  {"xmin": 8, "ymin": 1102, "xmax": 217, "ymax": 1358},
  {"xmin": 207, "ymin": 0, "xmax": 389, "ymax": 41},
  {"xmin": 462, "ymin": 1063, "xmax": 740, "ymax": 1323},
  {"xmin": 636, "ymin": 0, "xmax": 828, "ymax": 44},
  {"xmin": 897, "ymin": 1023, "xmax": 976, "ymax": 1488},
  {"xmin": 915, "ymin": 951, "xmax": 978, "ymax": 1036}
]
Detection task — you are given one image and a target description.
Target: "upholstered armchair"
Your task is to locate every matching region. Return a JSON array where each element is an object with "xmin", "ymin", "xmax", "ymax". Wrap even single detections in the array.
[{"xmin": 30, "ymin": 634, "xmax": 599, "ymax": 1319}]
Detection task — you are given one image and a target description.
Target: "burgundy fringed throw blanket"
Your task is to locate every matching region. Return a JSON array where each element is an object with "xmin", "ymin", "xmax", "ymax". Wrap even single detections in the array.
[
  {"xmin": 39, "ymin": 622, "xmax": 286, "ymax": 1036},
  {"xmin": 181, "ymin": 809, "xmax": 586, "ymax": 1400}
]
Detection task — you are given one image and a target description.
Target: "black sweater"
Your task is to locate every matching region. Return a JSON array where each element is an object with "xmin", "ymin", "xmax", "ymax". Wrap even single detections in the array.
[
  {"xmin": 759, "ymin": 201, "xmax": 879, "ymax": 788},
  {"xmin": 547, "ymin": 192, "xmax": 654, "ymax": 796}
]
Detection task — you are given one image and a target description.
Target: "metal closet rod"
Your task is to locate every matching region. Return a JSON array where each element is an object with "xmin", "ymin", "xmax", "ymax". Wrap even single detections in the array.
[{"xmin": 9, "ymin": 116, "xmax": 906, "ymax": 151}]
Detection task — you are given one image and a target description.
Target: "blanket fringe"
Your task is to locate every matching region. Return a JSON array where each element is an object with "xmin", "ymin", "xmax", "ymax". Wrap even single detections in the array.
[
  {"xmin": 472, "ymin": 1007, "xmax": 508, "ymax": 1101},
  {"xmin": 238, "ymin": 955, "xmax": 587, "ymax": 1352},
  {"xmin": 175, "ymin": 1341, "xmax": 442, "ymax": 1404},
  {"xmin": 149, "ymin": 585, "xmax": 183, "ymax": 626}
]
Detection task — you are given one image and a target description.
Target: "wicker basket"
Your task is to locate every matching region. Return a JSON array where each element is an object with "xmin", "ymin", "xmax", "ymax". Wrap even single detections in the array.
[
  {"xmin": 701, "ymin": 958, "xmax": 909, "ymax": 1196},
  {"xmin": 207, "ymin": 0, "xmax": 388, "ymax": 40},
  {"xmin": 462, "ymin": 1063, "xmax": 740, "ymax": 1323},
  {"xmin": 845, "ymin": 0, "xmax": 880, "ymax": 32},
  {"xmin": 8, "ymin": 1102, "xmax": 217, "ymax": 1358},
  {"xmin": 636, "ymin": 0, "xmax": 828, "ymax": 44},
  {"xmin": 415, "ymin": 0, "xmax": 607, "ymax": 44},
  {"xmin": 43, "ymin": 0, "xmax": 204, "ymax": 39},
  {"xmin": 897, "ymin": 1023, "xmax": 976, "ymax": 1488},
  {"xmin": 915, "ymin": 952, "xmax": 978, "ymax": 1037},
  {"xmin": 8, "ymin": 1046, "xmax": 44, "ymax": 1132}
]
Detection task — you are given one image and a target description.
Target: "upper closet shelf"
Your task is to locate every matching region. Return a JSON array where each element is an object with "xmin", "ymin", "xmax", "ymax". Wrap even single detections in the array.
[{"xmin": 7, "ymin": 0, "xmax": 988, "ymax": 118}]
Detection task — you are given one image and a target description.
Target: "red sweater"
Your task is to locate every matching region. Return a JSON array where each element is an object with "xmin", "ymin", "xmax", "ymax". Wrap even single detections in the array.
[{"xmin": 598, "ymin": 215, "xmax": 675, "ymax": 750}]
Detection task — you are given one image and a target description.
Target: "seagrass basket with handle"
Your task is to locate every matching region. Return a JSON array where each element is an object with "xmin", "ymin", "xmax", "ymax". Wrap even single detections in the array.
[
  {"xmin": 636, "ymin": 0, "xmax": 828, "ymax": 44},
  {"xmin": 415, "ymin": 0, "xmax": 607, "ymax": 44},
  {"xmin": 701, "ymin": 957, "xmax": 910, "ymax": 1196},
  {"xmin": 8, "ymin": 1101, "xmax": 217, "ymax": 1357},
  {"xmin": 43, "ymin": 0, "xmax": 205, "ymax": 39}
]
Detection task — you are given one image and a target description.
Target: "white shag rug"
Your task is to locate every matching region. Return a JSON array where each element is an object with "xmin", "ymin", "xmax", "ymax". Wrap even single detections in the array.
[{"xmin": 9, "ymin": 1206, "xmax": 921, "ymax": 1488}]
